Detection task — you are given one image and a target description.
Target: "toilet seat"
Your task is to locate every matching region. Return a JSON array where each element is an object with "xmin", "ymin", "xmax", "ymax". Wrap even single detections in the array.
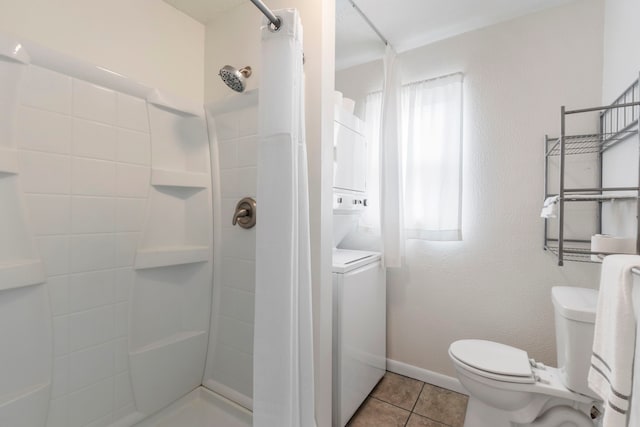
[{"xmin": 449, "ymin": 340, "xmax": 535, "ymax": 384}]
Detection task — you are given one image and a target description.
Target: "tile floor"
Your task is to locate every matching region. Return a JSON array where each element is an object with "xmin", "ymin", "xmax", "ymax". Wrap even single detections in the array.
[{"xmin": 347, "ymin": 372, "xmax": 469, "ymax": 427}]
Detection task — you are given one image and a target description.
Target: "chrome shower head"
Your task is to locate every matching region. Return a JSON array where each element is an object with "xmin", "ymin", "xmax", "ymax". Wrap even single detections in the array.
[{"xmin": 219, "ymin": 65, "xmax": 252, "ymax": 93}]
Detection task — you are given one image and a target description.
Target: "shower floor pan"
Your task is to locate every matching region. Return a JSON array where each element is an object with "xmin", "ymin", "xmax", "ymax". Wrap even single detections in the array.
[{"xmin": 133, "ymin": 387, "xmax": 252, "ymax": 427}]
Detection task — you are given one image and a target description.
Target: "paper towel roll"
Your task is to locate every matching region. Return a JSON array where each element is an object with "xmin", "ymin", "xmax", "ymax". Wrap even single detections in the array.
[
  {"xmin": 590, "ymin": 234, "xmax": 637, "ymax": 261},
  {"xmin": 334, "ymin": 91, "xmax": 343, "ymax": 108}
]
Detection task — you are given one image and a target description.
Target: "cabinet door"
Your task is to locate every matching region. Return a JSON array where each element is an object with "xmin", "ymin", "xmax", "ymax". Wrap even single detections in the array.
[{"xmin": 334, "ymin": 122, "xmax": 367, "ymax": 193}]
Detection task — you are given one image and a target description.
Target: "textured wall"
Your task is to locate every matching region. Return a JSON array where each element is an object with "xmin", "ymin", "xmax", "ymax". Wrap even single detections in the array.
[
  {"xmin": 336, "ymin": 0, "xmax": 604, "ymax": 378},
  {"xmin": 0, "ymin": 0, "xmax": 204, "ymax": 102}
]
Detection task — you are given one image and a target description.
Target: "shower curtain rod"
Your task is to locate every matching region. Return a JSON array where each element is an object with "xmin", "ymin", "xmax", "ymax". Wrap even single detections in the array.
[
  {"xmin": 348, "ymin": 0, "xmax": 389, "ymax": 46},
  {"xmin": 249, "ymin": 0, "xmax": 281, "ymax": 30}
]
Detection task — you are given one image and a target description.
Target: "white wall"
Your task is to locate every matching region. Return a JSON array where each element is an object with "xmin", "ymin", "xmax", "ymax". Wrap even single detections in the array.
[
  {"xmin": 0, "ymin": 0, "xmax": 205, "ymax": 102},
  {"xmin": 602, "ymin": 0, "xmax": 640, "ymax": 103},
  {"xmin": 600, "ymin": 0, "xmax": 640, "ymax": 238},
  {"xmin": 336, "ymin": 0, "xmax": 604, "ymax": 378},
  {"xmin": 204, "ymin": 2, "xmax": 336, "ymax": 425}
]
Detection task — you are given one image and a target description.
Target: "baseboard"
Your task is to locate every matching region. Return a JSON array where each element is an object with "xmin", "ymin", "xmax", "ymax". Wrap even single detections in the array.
[{"xmin": 386, "ymin": 358, "xmax": 467, "ymax": 395}]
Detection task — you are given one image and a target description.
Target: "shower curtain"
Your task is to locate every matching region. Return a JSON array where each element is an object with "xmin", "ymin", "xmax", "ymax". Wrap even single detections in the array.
[{"xmin": 253, "ymin": 9, "xmax": 316, "ymax": 427}]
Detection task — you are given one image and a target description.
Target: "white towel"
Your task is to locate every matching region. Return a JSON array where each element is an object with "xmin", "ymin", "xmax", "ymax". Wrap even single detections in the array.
[
  {"xmin": 540, "ymin": 196, "xmax": 559, "ymax": 218},
  {"xmin": 589, "ymin": 254, "xmax": 640, "ymax": 426}
]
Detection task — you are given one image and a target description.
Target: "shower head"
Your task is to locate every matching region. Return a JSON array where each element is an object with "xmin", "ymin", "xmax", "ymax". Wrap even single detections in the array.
[{"xmin": 219, "ymin": 65, "xmax": 252, "ymax": 93}]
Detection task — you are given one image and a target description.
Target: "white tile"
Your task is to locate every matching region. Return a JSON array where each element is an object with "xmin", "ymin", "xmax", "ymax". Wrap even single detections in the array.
[
  {"xmin": 47, "ymin": 275, "xmax": 69, "ymax": 316},
  {"xmin": 71, "ymin": 196, "xmax": 116, "ymax": 234},
  {"xmin": 115, "ymin": 268, "xmax": 133, "ymax": 302},
  {"xmin": 68, "ymin": 270, "xmax": 116, "ymax": 312},
  {"xmin": 221, "ymin": 198, "xmax": 237, "ymax": 228},
  {"xmin": 46, "ymin": 396, "xmax": 69, "ymax": 427},
  {"xmin": 116, "ymin": 164, "xmax": 149, "ymax": 197},
  {"xmin": 114, "ymin": 371, "xmax": 134, "ymax": 409},
  {"xmin": 72, "ymin": 80, "xmax": 116, "ymax": 125},
  {"xmin": 21, "ymin": 66, "xmax": 72, "ymax": 114},
  {"xmin": 114, "ymin": 338, "xmax": 128, "ymax": 373},
  {"xmin": 37, "ymin": 236, "xmax": 70, "ymax": 276},
  {"xmin": 218, "ymin": 141, "xmax": 237, "ymax": 169},
  {"xmin": 213, "ymin": 112, "xmax": 239, "ymax": 141},
  {"xmin": 116, "ymin": 233, "xmax": 138, "ymax": 267},
  {"xmin": 115, "ymin": 302, "xmax": 128, "ymax": 337},
  {"xmin": 53, "ymin": 316, "xmax": 69, "ymax": 356},
  {"xmin": 113, "ymin": 404, "xmax": 135, "ymax": 422},
  {"xmin": 235, "ymin": 166, "xmax": 257, "ymax": 197},
  {"xmin": 52, "ymin": 356, "xmax": 69, "ymax": 398},
  {"xmin": 116, "ymin": 198, "xmax": 147, "ymax": 232},
  {"xmin": 238, "ymin": 106, "xmax": 258, "ymax": 137},
  {"xmin": 20, "ymin": 151, "xmax": 71, "ymax": 194},
  {"xmin": 117, "ymin": 93, "xmax": 149, "ymax": 132},
  {"xmin": 210, "ymin": 345, "xmax": 252, "ymax": 399},
  {"xmin": 71, "ymin": 158, "xmax": 116, "ymax": 196},
  {"xmin": 26, "ymin": 194, "xmax": 70, "ymax": 235},
  {"xmin": 86, "ymin": 414, "xmax": 113, "ymax": 427},
  {"xmin": 68, "ymin": 305, "xmax": 115, "ymax": 351},
  {"xmin": 217, "ymin": 314, "xmax": 253, "ymax": 355},
  {"xmin": 67, "ymin": 377, "xmax": 114, "ymax": 427},
  {"xmin": 117, "ymin": 129, "xmax": 150, "ymax": 165},
  {"xmin": 68, "ymin": 341, "xmax": 115, "ymax": 392},
  {"xmin": 221, "ymin": 257, "xmax": 255, "ymax": 293},
  {"xmin": 220, "ymin": 169, "xmax": 238, "ymax": 198},
  {"xmin": 221, "ymin": 226, "xmax": 256, "ymax": 260},
  {"xmin": 220, "ymin": 287, "xmax": 255, "ymax": 324},
  {"xmin": 236, "ymin": 136, "xmax": 258, "ymax": 167},
  {"xmin": 15, "ymin": 106, "xmax": 72, "ymax": 153},
  {"xmin": 70, "ymin": 234, "xmax": 116, "ymax": 273},
  {"xmin": 72, "ymin": 118, "xmax": 117, "ymax": 160}
]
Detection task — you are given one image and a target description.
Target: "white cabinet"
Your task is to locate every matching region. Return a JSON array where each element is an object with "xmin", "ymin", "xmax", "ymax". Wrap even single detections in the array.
[
  {"xmin": 332, "ymin": 249, "xmax": 386, "ymax": 426},
  {"xmin": 333, "ymin": 108, "xmax": 367, "ymax": 193}
]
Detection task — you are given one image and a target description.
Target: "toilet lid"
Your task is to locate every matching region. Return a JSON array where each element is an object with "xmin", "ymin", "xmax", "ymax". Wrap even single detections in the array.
[{"xmin": 449, "ymin": 339, "xmax": 533, "ymax": 379}]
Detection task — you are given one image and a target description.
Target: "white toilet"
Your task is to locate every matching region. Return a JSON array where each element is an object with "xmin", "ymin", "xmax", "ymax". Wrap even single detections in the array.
[{"xmin": 449, "ymin": 287, "xmax": 602, "ymax": 427}]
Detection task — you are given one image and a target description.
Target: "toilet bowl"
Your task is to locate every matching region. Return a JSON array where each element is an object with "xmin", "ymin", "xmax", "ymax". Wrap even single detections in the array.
[{"xmin": 449, "ymin": 287, "xmax": 602, "ymax": 427}]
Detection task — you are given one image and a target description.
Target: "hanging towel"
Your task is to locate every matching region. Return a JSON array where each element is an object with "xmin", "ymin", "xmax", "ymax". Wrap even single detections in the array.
[
  {"xmin": 540, "ymin": 195, "xmax": 559, "ymax": 218},
  {"xmin": 589, "ymin": 254, "xmax": 640, "ymax": 426}
]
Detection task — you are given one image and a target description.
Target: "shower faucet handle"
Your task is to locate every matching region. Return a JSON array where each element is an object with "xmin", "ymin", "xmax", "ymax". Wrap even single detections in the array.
[{"xmin": 232, "ymin": 197, "xmax": 257, "ymax": 229}]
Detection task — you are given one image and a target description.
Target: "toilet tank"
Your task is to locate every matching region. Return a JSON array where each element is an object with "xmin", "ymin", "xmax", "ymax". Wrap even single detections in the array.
[{"xmin": 552, "ymin": 286, "xmax": 599, "ymax": 399}]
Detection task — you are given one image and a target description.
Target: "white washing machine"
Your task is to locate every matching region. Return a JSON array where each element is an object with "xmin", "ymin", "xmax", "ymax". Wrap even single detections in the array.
[{"xmin": 332, "ymin": 248, "xmax": 386, "ymax": 427}]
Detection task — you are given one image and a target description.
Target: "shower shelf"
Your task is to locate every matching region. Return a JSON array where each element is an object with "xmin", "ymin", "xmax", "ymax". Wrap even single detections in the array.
[
  {"xmin": 134, "ymin": 245, "xmax": 209, "ymax": 270},
  {"xmin": 544, "ymin": 75, "xmax": 640, "ymax": 265},
  {"xmin": 0, "ymin": 259, "xmax": 46, "ymax": 291},
  {"xmin": 0, "ymin": 148, "xmax": 19, "ymax": 175},
  {"xmin": 151, "ymin": 168, "xmax": 209, "ymax": 189}
]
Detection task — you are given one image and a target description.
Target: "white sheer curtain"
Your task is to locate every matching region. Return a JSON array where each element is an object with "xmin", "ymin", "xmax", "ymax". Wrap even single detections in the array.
[
  {"xmin": 362, "ymin": 72, "xmax": 463, "ymax": 243},
  {"xmin": 401, "ymin": 73, "xmax": 463, "ymax": 241},
  {"xmin": 253, "ymin": 9, "xmax": 315, "ymax": 427}
]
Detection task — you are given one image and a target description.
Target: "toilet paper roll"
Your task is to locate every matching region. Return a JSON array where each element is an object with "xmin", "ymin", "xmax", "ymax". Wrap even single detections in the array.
[
  {"xmin": 342, "ymin": 97, "xmax": 356, "ymax": 114},
  {"xmin": 590, "ymin": 234, "xmax": 637, "ymax": 261},
  {"xmin": 334, "ymin": 91, "xmax": 343, "ymax": 108}
]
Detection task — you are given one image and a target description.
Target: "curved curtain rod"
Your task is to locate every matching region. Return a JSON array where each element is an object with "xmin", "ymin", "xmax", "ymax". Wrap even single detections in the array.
[
  {"xmin": 348, "ymin": 0, "xmax": 389, "ymax": 46},
  {"xmin": 249, "ymin": 0, "xmax": 281, "ymax": 30}
]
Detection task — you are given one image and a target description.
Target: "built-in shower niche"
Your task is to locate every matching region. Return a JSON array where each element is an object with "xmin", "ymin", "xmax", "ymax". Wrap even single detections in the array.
[
  {"xmin": 130, "ymin": 94, "xmax": 213, "ymax": 416},
  {"xmin": 0, "ymin": 40, "xmax": 51, "ymax": 427}
]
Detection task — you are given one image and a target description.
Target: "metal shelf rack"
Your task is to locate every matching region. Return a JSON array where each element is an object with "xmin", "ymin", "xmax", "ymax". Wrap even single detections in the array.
[{"xmin": 544, "ymin": 76, "xmax": 640, "ymax": 266}]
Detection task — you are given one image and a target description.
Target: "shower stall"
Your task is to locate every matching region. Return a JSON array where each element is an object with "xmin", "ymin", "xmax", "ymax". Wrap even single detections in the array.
[{"xmin": 0, "ymin": 5, "xmax": 317, "ymax": 426}]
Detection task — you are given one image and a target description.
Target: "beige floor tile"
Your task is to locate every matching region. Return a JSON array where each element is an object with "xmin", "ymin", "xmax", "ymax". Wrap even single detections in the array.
[
  {"xmin": 406, "ymin": 413, "xmax": 448, "ymax": 427},
  {"xmin": 347, "ymin": 397, "xmax": 411, "ymax": 427},
  {"xmin": 370, "ymin": 372, "xmax": 424, "ymax": 410},
  {"xmin": 413, "ymin": 383, "xmax": 468, "ymax": 427}
]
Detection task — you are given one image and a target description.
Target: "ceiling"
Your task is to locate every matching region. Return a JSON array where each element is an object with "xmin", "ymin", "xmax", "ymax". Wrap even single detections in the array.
[{"xmin": 164, "ymin": 0, "xmax": 575, "ymax": 70}]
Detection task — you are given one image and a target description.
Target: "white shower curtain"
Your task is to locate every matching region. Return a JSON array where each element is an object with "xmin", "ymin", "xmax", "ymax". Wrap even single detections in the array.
[
  {"xmin": 380, "ymin": 45, "xmax": 405, "ymax": 267},
  {"xmin": 253, "ymin": 9, "xmax": 316, "ymax": 427}
]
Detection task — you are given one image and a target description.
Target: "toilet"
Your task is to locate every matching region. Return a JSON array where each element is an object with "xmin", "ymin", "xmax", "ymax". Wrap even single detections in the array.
[{"xmin": 449, "ymin": 287, "xmax": 602, "ymax": 427}]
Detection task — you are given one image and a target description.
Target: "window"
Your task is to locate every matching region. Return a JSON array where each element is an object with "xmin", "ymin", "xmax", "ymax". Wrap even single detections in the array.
[{"xmin": 362, "ymin": 73, "xmax": 463, "ymax": 241}]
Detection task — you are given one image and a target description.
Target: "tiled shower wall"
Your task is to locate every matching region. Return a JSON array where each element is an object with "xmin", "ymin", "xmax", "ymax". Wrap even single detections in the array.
[
  {"xmin": 17, "ymin": 65, "xmax": 150, "ymax": 427},
  {"xmin": 204, "ymin": 105, "xmax": 258, "ymax": 406}
]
